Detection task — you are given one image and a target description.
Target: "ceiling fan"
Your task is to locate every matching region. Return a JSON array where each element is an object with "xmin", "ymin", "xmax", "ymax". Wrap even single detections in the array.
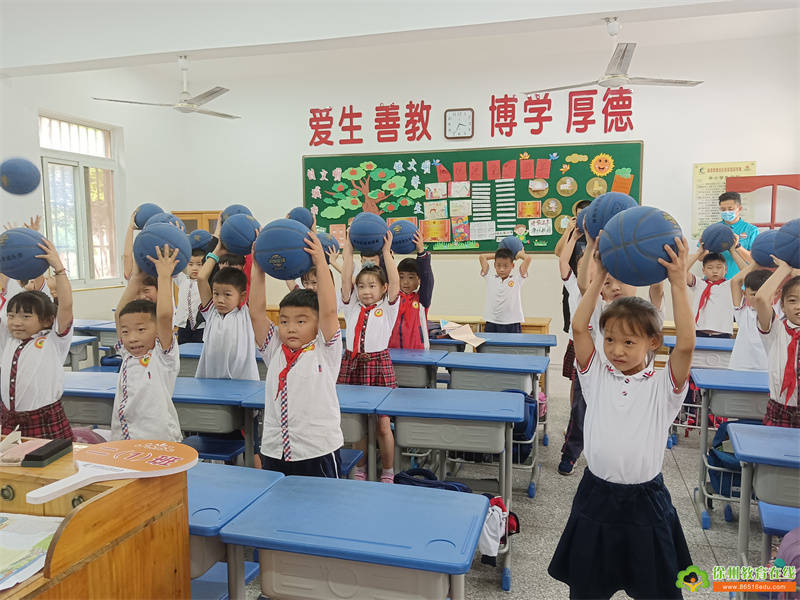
[
  {"xmin": 523, "ymin": 17, "xmax": 702, "ymax": 94},
  {"xmin": 92, "ymin": 56, "xmax": 241, "ymax": 119}
]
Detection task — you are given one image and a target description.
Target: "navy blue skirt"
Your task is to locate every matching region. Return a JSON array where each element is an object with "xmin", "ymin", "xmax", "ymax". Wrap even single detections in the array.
[{"xmin": 548, "ymin": 468, "xmax": 692, "ymax": 599}]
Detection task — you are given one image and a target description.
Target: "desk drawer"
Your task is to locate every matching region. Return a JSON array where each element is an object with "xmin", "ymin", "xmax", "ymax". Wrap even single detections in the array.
[
  {"xmin": 176, "ymin": 404, "xmax": 243, "ymax": 433},
  {"xmin": 62, "ymin": 395, "xmax": 113, "ymax": 427},
  {"xmin": 754, "ymin": 465, "xmax": 800, "ymax": 508},
  {"xmin": 477, "ymin": 346, "xmax": 546, "ymax": 357},
  {"xmin": 260, "ymin": 549, "xmax": 449, "ymax": 600},
  {"xmin": 691, "ymin": 350, "xmax": 730, "ymax": 369},
  {"xmin": 395, "ymin": 417, "xmax": 506, "ymax": 454},
  {"xmin": 393, "ymin": 364, "xmax": 431, "ymax": 388},
  {"xmin": 447, "ymin": 369, "xmax": 533, "ymax": 394},
  {"xmin": 340, "ymin": 414, "xmax": 366, "ymax": 444},
  {"xmin": 708, "ymin": 390, "xmax": 769, "ymax": 420},
  {"xmin": 0, "ymin": 477, "xmax": 104, "ymax": 516}
]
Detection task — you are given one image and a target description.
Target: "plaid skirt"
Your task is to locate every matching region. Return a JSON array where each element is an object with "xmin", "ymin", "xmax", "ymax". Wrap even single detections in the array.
[
  {"xmin": 1, "ymin": 399, "xmax": 74, "ymax": 440},
  {"xmin": 562, "ymin": 340, "xmax": 577, "ymax": 380},
  {"xmin": 763, "ymin": 399, "xmax": 800, "ymax": 428},
  {"xmin": 338, "ymin": 349, "xmax": 397, "ymax": 388}
]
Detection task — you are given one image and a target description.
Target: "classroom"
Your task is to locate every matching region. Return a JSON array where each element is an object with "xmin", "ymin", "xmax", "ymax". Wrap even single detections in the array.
[{"xmin": 0, "ymin": 1, "xmax": 799, "ymax": 598}]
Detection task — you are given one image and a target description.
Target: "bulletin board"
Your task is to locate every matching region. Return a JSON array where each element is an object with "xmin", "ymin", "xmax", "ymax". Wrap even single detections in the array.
[{"xmin": 302, "ymin": 140, "xmax": 642, "ymax": 253}]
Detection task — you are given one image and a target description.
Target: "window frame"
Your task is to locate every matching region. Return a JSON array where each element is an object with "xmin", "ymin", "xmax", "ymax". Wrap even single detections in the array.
[{"xmin": 39, "ymin": 114, "xmax": 124, "ymax": 289}]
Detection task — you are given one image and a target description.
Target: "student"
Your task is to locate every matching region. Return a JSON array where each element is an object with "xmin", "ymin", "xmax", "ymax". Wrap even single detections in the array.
[
  {"xmin": 285, "ymin": 247, "xmax": 342, "ymax": 293},
  {"xmin": 389, "ymin": 231, "xmax": 433, "ymax": 350},
  {"xmin": 111, "ymin": 245, "xmax": 182, "ymax": 442},
  {"xmin": 479, "ymin": 246, "xmax": 532, "ymax": 333},
  {"xmin": 173, "ymin": 248, "xmax": 205, "ymax": 344},
  {"xmin": 339, "ymin": 229, "xmax": 400, "ymax": 483},
  {"xmin": 0, "ymin": 238, "xmax": 74, "ymax": 439},
  {"xmin": 196, "ymin": 237, "xmax": 259, "ymax": 380},
  {"xmin": 218, "ymin": 253, "xmax": 245, "ymax": 270},
  {"xmin": 558, "ymin": 232, "xmax": 664, "ymax": 476},
  {"xmin": 754, "ymin": 257, "xmax": 800, "ymax": 428},
  {"xmin": 549, "ymin": 236, "xmax": 694, "ymax": 599},
  {"xmin": 687, "ymin": 247, "xmax": 738, "ymax": 338},
  {"xmin": 250, "ymin": 232, "xmax": 344, "ymax": 477},
  {"xmin": 729, "ymin": 263, "xmax": 772, "ymax": 371}
]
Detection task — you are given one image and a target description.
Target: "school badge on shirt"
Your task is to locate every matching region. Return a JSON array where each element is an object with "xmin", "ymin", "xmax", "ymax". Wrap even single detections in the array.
[
  {"xmin": 412, "ymin": 301, "xmax": 419, "ymax": 309},
  {"xmin": 508, "ymin": 280, "xmax": 515, "ymax": 288},
  {"xmin": 374, "ymin": 309, "xmax": 384, "ymax": 317},
  {"xmin": 139, "ymin": 354, "xmax": 151, "ymax": 367},
  {"xmin": 34, "ymin": 336, "xmax": 47, "ymax": 349}
]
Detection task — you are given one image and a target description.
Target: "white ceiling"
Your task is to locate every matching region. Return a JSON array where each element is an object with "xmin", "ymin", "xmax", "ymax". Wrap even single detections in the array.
[{"xmin": 1, "ymin": 0, "xmax": 796, "ymax": 76}]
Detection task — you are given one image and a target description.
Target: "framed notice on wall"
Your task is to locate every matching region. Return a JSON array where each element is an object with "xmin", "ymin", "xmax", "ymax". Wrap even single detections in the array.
[{"xmin": 691, "ymin": 161, "xmax": 756, "ymax": 238}]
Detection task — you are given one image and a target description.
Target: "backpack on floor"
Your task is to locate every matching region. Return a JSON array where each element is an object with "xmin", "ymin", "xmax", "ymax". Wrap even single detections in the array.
[
  {"xmin": 707, "ymin": 419, "xmax": 761, "ymax": 498},
  {"xmin": 504, "ymin": 389, "xmax": 538, "ymax": 464},
  {"xmin": 393, "ymin": 468, "xmax": 472, "ymax": 493}
]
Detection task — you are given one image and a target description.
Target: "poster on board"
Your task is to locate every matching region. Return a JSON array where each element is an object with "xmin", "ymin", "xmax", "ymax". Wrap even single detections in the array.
[{"xmin": 692, "ymin": 161, "xmax": 756, "ymax": 238}]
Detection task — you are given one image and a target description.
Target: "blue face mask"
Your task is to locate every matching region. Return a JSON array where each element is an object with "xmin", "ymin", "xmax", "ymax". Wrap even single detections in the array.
[{"xmin": 720, "ymin": 210, "xmax": 737, "ymax": 222}]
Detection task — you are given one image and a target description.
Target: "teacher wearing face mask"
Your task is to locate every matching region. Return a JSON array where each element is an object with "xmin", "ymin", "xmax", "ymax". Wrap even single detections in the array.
[{"xmin": 717, "ymin": 191, "xmax": 759, "ymax": 278}]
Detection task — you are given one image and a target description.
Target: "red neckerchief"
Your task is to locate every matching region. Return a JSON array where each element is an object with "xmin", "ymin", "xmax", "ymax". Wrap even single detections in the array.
[
  {"xmin": 352, "ymin": 303, "xmax": 376, "ymax": 354},
  {"xmin": 278, "ymin": 344, "xmax": 304, "ymax": 395},
  {"xmin": 780, "ymin": 320, "xmax": 800, "ymax": 405},
  {"xmin": 398, "ymin": 290, "xmax": 419, "ymax": 321},
  {"xmin": 695, "ymin": 278, "xmax": 725, "ymax": 323}
]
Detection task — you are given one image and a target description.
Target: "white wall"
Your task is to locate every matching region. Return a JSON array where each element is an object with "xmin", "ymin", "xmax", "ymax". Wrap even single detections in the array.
[{"xmin": 1, "ymin": 10, "xmax": 797, "ymax": 340}]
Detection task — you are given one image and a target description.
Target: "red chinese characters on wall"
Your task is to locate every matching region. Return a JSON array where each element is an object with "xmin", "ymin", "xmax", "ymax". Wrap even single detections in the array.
[{"xmin": 307, "ymin": 88, "xmax": 633, "ymax": 146}]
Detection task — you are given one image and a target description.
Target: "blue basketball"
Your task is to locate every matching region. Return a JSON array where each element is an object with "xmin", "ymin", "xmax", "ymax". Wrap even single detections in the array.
[
  {"xmin": 585, "ymin": 192, "xmax": 638, "ymax": 239},
  {"xmin": 0, "ymin": 158, "xmax": 41, "ymax": 195},
  {"xmin": 0, "ymin": 228, "xmax": 48, "ymax": 280},
  {"xmin": 221, "ymin": 204, "xmax": 252, "ymax": 223},
  {"xmin": 188, "ymin": 229, "xmax": 214, "ymax": 251},
  {"xmin": 700, "ymin": 222, "xmax": 736, "ymax": 253},
  {"xmin": 750, "ymin": 230, "xmax": 777, "ymax": 268},
  {"xmin": 220, "ymin": 213, "xmax": 261, "ymax": 255},
  {"xmin": 350, "ymin": 212, "xmax": 388, "ymax": 254},
  {"xmin": 598, "ymin": 206, "xmax": 683, "ymax": 286},
  {"xmin": 774, "ymin": 218, "xmax": 800, "ymax": 268},
  {"xmin": 134, "ymin": 203, "xmax": 164, "ymax": 229},
  {"xmin": 254, "ymin": 218, "xmax": 312, "ymax": 280},
  {"xmin": 576, "ymin": 204, "xmax": 593, "ymax": 234},
  {"xmin": 288, "ymin": 207, "xmax": 314, "ymax": 229},
  {"xmin": 317, "ymin": 231, "xmax": 340, "ymax": 262},
  {"xmin": 144, "ymin": 212, "xmax": 186, "ymax": 231},
  {"xmin": 389, "ymin": 220, "xmax": 418, "ymax": 255},
  {"xmin": 133, "ymin": 223, "xmax": 191, "ymax": 277},
  {"xmin": 499, "ymin": 235, "xmax": 524, "ymax": 256}
]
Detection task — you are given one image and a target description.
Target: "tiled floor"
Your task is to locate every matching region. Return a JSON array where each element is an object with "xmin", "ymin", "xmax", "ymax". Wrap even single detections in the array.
[{"xmin": 244, "ymin": 370, "xmax": 769, "ymax": 599}]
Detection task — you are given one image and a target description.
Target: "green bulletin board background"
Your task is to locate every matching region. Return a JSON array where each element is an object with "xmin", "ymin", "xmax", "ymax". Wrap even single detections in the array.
[{"xmin": 303, "ymin": 140, "xmax": 642, "ymax": 253}]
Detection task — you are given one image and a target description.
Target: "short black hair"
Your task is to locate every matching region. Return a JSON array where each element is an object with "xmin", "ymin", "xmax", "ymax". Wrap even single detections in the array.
[
  {"xmin": 355, "ymin": 264, "xmax": 387, "ymax": 287},
  {"xmin": 191, "ymin": 248, "xmax": 206, "ymax": 258},
  {"xmin": 212, "ymin": 266, "xmax": 248, "ymax": 292},
  {"xmin": 300, "ymin": 266, "xmax": 318, "ymax": 284},
  {"xmin": 574, "ymin": 199, "xmax": 592, "ymax": 212},
  {"xmin": 702, "ymin": 253, "xmax": 726, "ymax": 266},
  {"xmin": 218, "ymin": 253, "xmax": 245, "ymax": 268},
  {"xmin": 495, "ymin": 247, "xmax": 514, "ymax": 261},
  {"xmin": 119, "ymin": 299, "xmax": 156, "ymax": 320},
  {"xmin": 744, "ymin": 269, "xmax": 772, "ymax": 292},
  {"xmin": 280, "ymin": 288, "xmax": 319, "ymax": 313},
  {"xmin": 782, "ymin": 275, "xmax": 800, "ymax": 303},
  {"xmin": 397, "ymin": 258, "xmax": 419, "ymax": 276},
  {"xmin": 7, "ymin": 291, "xmax": 56, "ymax": 325},
  {"xmin": 719, "ymin": 192, "xmax": 742, "ymax": 205},
  {"xmin": 141, "ymin": 275, "xmax": 158, "ymax": 289}
]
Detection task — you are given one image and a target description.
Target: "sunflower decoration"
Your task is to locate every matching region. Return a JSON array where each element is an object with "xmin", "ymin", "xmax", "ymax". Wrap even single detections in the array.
[{"xmin": 589, "ymin": 153, "xmax": 614, "ymax": 177}]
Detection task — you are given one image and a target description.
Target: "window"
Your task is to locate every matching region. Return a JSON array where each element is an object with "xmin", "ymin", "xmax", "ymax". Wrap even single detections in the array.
[{"xmin": 39, "ymin": 116, "xmax": 119, "ymax": 283}]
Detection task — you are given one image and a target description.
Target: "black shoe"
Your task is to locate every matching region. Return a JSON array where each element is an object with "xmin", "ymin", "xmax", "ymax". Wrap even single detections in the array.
[{"xmin": 558, "ymin": 458, "xmax": 574, "ymax": 476}]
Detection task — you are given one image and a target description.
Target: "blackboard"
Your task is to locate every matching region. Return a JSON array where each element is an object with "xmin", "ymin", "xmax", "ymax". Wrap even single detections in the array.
[{"xmin": 303, "ymin": 140, "xmax": 642, "ymax": 253}]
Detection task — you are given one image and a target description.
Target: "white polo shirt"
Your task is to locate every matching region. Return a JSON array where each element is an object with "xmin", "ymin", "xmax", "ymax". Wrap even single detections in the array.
[
  {"xmin": 759, "ymin": 314, "xmax": 800, "ymax": 407},
  {"xmin": 483, "ymin": 266, "xmax": 526, "ymax": 325},
  {"xmin": 257, "ymin": 326, "xmax": 344, "ymax": 461},
  {"xmin": 340, "ymin": 294, "xmax": 400, "ymax": 353},
  {"xmin": 729, "ymin": 302, "xmax": 769, "ymax": 371},
  {"xmin": 173, "ymin": 273, "xmax": 203, "ymax": 330},
  {"xmin": 579, "ymin": 347, "xmax": 686, "ymax": 484},
  {"xmin": 112, "ymin": 337, "xmax": 182, "ymax": 442},
  {"xmin": 196, "ymin": 303, "xmax": 259, "ymax": 380},
  {"xmin": 689, "ymin": 276, "xmax": 734, "ymax": 334},
  {"xmin": 0, "ymin": 317, "xmax": 72, "ymax": 412}
]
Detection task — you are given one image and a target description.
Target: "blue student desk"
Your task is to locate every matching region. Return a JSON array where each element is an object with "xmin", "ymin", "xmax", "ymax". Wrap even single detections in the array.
[
  {"xmin": 239, "ymin": 383, "xmax": 391, "ymax": 480},
  {"xmin": 219, "ymin": 476, "xmax": 489, "ymax": 600},
  {"xmin": 388, "ymin": 348, "xmax": 448, "ymax": 388},
  {"xmin": 689, "ymin": 368, "xmax": 770, "ymax": 530},
  {"xmin": 60, "ymin": 372, "xmax": 262, "ymax": 435},
  {"xmin": 73, "ymin": 321, "xmax": 118, "ymax": 364},
  {"xmin": 187, "ymin": 462, "xmax": 283, "ymax": 600},
  {"xmin": 439, "ymin": 352, "xmax": 549, "ymax": 395},
  {"xmin": 663, "ymin": 335, "xmax": 735, "ymax": 369},
  {"xmin": 728, "ymin": 423, "xmax": 800, "ymax": 568},
  {"xmin": 177, "ymin": 342, "xmax": 267, "ymax": 379},
  {"xmin": 64, "ymin": 335, "xmax": 98, "ymax": 371},
  {"xmin": 428, "ymin": 336, "xmax": 467, "ymax": 352}
]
